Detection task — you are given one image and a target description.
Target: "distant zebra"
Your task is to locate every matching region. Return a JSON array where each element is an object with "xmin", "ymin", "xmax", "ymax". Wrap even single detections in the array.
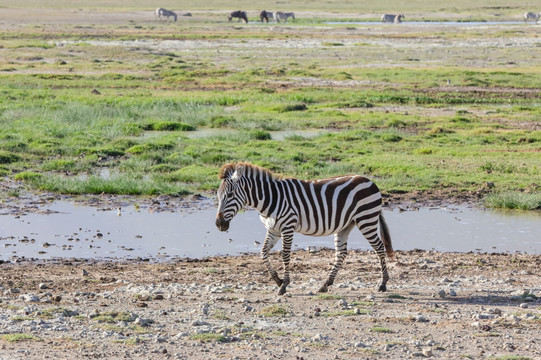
[
  {"xmin": 381, "ymin": 13, "xmax": 404, "ymax": 23},
  {"xmin": 274, "ymin": 11, "xmax": 295, "ymax": 23},
  {"xmin": 155, "ymin": 7, "xmax": 177, "ymax": 22},
  {"xmin": 228, "ymin": 10, "xmax": 248, "ymax": 23},
  {"xmin": 260, "ymin": 10, "xmax": 274, "ymax": 23},
  {"xmin": 523, "ymin": 12, "xmax": 540, "ymax": 23},
  {"xmin": 215, "ymin": 163, "xmax": 394, "ymax": 295}
]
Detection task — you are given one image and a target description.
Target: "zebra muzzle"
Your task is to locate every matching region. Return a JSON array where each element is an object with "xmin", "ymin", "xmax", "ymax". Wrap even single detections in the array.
[{"xmin": 215, "ymin": 213, "xmax": 230, "ymax": 231}]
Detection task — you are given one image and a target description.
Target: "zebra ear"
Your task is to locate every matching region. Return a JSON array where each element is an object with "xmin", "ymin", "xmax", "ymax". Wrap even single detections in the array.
[
  {"xmin": 219, "ymin": 163, "xmax": 236, "ymax": 179},
  {"xmin": 233, "ymin": 164, "xmax": 245, "ymax": 180}
]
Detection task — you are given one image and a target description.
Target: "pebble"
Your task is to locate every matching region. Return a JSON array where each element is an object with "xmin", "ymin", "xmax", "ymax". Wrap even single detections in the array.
[{"xmin": 38, "ymin": 283, "xmax": 49, "ymax": 290}]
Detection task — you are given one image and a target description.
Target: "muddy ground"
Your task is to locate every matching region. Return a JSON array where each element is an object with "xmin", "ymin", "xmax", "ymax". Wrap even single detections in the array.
[{"xmin": 0, "ymin": 247, "xmax": 540, "ymax": 360}]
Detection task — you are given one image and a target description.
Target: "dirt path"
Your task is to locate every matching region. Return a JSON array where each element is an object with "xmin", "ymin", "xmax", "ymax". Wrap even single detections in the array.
[{"xmin": 1, "ymin": 249, "xmax": 540, "ymax": 359}]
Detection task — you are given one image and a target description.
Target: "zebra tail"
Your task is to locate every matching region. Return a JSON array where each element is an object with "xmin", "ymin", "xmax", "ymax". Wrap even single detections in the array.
[{"xmin": 379, "ymin": 213, "xmax": 394, "ymax": 259}]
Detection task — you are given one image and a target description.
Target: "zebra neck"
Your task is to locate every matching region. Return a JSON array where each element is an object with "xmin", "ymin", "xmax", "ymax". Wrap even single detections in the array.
[{"xmin": 244, "ymin": 175, "xmax": 284, "ymax": 218}]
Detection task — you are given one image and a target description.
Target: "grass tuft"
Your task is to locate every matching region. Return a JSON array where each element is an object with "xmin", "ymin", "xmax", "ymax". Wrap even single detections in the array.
[{"xmin": 484, "ymin": 192, "xmax": 541, "ymax": 210}]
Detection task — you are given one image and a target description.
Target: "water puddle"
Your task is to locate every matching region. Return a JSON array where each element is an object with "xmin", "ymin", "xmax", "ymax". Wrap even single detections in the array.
[
  {"xmin": 325, "ymin": 21, "xmax": 524, "ymax": 26},
  {"xmin": 1, "ymin": 201, "xmax": 540, "ymax": 261}
]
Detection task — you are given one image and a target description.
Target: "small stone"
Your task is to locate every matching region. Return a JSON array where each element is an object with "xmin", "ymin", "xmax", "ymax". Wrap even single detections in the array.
[
  {"xmin": 38, "ymin": 283, "xmax": 49, "ymax": 290},
  {"xmin": 438, "ymin": 290, "xmax": 446, "ymax": 298},
  {"xmin": 449, "ymin": 289, "xmax": 457, "ymax": 297},
  {"xmin": 519, "ymin": 303, "xmax": 528, "ymax": 309},
  {"xmin": 422, "ymin": 347, "xmax": 433, "ymax": 357}
]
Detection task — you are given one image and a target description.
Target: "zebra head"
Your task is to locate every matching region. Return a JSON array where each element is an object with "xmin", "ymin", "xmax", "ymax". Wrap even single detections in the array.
[{"xmin": 215, "ymin": 163, "xmax": 247, "ymax": 231}]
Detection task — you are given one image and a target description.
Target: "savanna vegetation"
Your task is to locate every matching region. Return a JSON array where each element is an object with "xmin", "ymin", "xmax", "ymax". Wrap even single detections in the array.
[{"xmin": 0, "ymin": 0, "xmax": 540, "ymax": 209}]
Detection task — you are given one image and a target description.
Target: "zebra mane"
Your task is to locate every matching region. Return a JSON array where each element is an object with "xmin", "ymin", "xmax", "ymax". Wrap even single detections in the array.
[{"xmin": 219, "ymin": 162, "xmax": 283, "ymax": 180}]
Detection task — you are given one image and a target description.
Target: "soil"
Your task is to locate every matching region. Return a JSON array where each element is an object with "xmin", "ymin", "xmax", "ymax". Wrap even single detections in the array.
[{"xmin": 0, "ymin": 249, "xmax": 540, "ymax": 359}]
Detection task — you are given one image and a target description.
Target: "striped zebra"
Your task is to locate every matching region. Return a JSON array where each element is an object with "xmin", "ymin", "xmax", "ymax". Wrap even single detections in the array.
[
  {"xmin": 155, "ymin": 8, "xmax": 177, "ymax": 22},
  {"xmin": 260, "ymin": 10, "xmax": 274, "ymax": 23},
  {"xmin": 228, "ymin": 10, "xmax": 248, "ymax": 23},
  {"xmin": 523, "ymin": 12, "xmax": 540, "ymax": 23},
  {"xmin": 274, "ymin": 11, "xmax": 295, "ymax": 23},
  {"xmin": 215, "ymin": 162, "xmax": 394, "ymax": 295},
  {"xmin": 381, "ymin": 13, "xmax": 404, "ymax": 23}
]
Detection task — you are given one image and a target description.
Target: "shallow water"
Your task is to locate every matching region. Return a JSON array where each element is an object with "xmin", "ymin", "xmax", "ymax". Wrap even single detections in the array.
[
  {"xmin": 1, "ymin": 201, "xmax": 540, "ymax": 261},
  {"xmin": 325, "ymin": 21, "xmax": 524, "ymax": 26}
]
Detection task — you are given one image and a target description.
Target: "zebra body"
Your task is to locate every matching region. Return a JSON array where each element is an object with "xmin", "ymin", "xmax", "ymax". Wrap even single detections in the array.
[
  {"xmin": 155, "ymin": 8, "xmax": 177, "ymax": 21},
  {"xmin": 381, "ymin": 13, "xmax": 404, "ymax": 23},
  {"xmin": 260, "ymin": 10, "xmax": 274, "ymax": 23},
  {"xmin": 274, "ymin": 11, "xmax": 295, "ymax": 23},
  {"xmin": 524, "ymin": 12, "xmax": 540, "ymax": 23},
  {"xmin": 228, "ymin": 10, "xmax": 248, "ymax": 23},
  {"xmin": 215, "ymin": 162, "xmax": 393, "ymax": 295}
]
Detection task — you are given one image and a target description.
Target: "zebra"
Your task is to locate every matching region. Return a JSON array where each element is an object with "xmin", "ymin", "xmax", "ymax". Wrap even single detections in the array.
[
  {"xmin": 274, "ymin": 11, "xmax": 295, "ymax": 23},
  {"xmin": 228, "ymin": 10, "xmax": 248, "ymax": 23},
  {"xmin": 381, "ymin": 13, "xmax": 404, "ymax": 23},
  {"xmin": 215, "ymin": 162, "xmax": 394, "ymax": 296},
  {"xmin": 523, "ymin": 12, "xmax": 540, "ymax": 23},
  {"xmin": 155, "ymin": 8, "xmax": 177, "ymax": 22},
  {"xmin": 260, "ymin": 10, "xmax": 274, "ymax": 23}
]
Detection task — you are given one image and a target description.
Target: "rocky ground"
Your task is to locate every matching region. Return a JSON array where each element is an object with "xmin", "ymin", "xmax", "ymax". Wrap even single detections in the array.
[{"xmin": 0, "ymin": 248, "xmax": 540, "ymax": 359}]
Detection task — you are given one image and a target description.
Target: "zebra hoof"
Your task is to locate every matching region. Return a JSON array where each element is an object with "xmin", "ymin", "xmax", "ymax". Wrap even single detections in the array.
[
  {"xmin": 378, "ymin": 283, "xmax": 387, "ymax": 292},
  {"xmin": 277, "ymin": 285, "xmax": 287, "ymax": 295},
  {"xmin": 318, "ymin": 285, "xmax": 328, "ymax": 293}
]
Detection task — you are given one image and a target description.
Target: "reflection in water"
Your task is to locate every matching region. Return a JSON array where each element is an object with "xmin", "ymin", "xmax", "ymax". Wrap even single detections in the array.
[{"xmin": 0, "ymin": 201, "xmax": 540, "ymax": 260}]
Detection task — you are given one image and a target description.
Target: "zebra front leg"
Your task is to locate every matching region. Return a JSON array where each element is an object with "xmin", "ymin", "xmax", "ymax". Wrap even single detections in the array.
[
  {"xmin": 260, "ymin": 231, "xmax": 282, "ymax": 287},
  {"xmin": 319, "ymin": 225, "xmax": 353, "ymax": 293},
  {"xmin": 277, "ymin": 231, "xmax": 294, "ymax": 295}
]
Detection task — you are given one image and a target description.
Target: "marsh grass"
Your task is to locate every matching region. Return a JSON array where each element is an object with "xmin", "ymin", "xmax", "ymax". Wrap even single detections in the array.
[
  {"xmin": 484, "ymin": 192, "xmax": 541, "ymax": 210},
  {"xmin": 0, "ymin": 12, "xmax": 540, "ymax": 203}
]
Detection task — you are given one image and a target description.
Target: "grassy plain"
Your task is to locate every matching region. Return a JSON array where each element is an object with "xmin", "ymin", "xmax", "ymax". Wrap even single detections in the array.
[{"xmin": 0, "ymin": 1, "xmax": 540, "ymax": 208}]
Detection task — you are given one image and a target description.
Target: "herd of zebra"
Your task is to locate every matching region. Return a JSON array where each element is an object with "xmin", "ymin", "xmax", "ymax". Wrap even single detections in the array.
[
  {"xmin": 216, "ymin": 162, "xmax": 393, "ymax": 295},
  {"xmin": 155, "ymin": 8, "xmax": 540, "ymax": 25},
  {"xmin": 228, "ymin": 10, "xmax": 296, "ymax": 23}
]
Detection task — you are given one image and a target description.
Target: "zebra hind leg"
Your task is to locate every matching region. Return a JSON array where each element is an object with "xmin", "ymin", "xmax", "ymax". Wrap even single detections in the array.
[
  {"xmin": 358, "ymin": 217, "xmax": 390, "ymax": 292},
  {"xmin": 319, "ymin": 225, "xmax": 354, "ymax": 293},
  {"xmin": 277, "ymin": 231, "xmax": 294, "ymax": 295}
]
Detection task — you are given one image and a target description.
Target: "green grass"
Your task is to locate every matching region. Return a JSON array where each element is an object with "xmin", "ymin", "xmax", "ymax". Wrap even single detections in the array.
[
  {"xmin": 189, "ymin": 333, "xmax": 228, "ymax": 343},
  {"xmin": 259, "ymin": 305, "xmax": 288, "ymax": 317},
  {"xmin": 0, "ymin": 8, "xmax": 540, "ymax": 207},
  {"xmin": 314, "ymin": 294, "xmax": 345, "ymax": 300},
  {"xmin": 484, "ymin": 192, "xmax": 541, "ymax": 210},
  {"xmin": 2, "ymin": 333, "xmax": 42, "ymax": 342},
  {"xmin": 370, "ymin": 326, "xmax": 394, "ymax": 333},
  {"xmin": 90, "ymin": 311, "xmax": 135, "ymax": 323}
]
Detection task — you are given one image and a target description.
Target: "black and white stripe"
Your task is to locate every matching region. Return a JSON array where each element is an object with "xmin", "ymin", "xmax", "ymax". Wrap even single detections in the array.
[
  {"xmin": 215, "ymin": 162, "xmax": 394, "ymax": 295},
  {"xmin": 155, "ymin": 8, "xmax": 177, "ymax": 22}
]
